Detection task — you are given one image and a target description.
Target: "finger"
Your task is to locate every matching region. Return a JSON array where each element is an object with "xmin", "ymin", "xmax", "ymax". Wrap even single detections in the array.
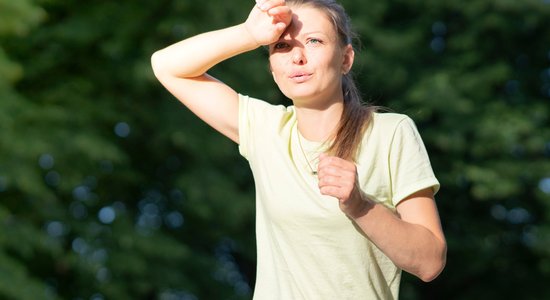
[
  {"xmin": 274, "ymin": 22, "xmax": 287, "ymax": 32},
  {"xmin": 318, "ymin": 174, "xmax": 342, "ymax": 187},
  {"xmin": 317, "ymin": 164, "xmax": 355, "ymax": 179},
  {"xmin": 318, "ymin": 174, "xmax": 356, "ymax": 194},
  {"xmin": 268, "ymin": 6, "xmax": 292, "ymax": 30},
  {"xmin": 256, "ymin": 0, "xmax": 285, "ymax": 11},
  {"xmin": 319, "ymin": 185, "xmax": 346, "ymax": 200},
  {"xmin": 319, "ymin": 185, "xmax": 337, "ymax": 196},
  {"xmin": 267, "ymin": 5, "xmax": 291, "ymax": 18},
  {"xmin": 318, "ymin": 155, "xmax": 353, "ymax": 169}
]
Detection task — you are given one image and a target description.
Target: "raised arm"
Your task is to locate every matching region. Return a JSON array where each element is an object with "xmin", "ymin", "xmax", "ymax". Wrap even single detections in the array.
[{"xmin": 150, "ymin": 0, "xmax": 292, "ymax": 143}]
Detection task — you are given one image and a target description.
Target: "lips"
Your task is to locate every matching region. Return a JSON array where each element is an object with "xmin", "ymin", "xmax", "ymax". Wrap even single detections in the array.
[{"xmin": 289, "ymin": 71, "xmax": 313, "ymax": 83}]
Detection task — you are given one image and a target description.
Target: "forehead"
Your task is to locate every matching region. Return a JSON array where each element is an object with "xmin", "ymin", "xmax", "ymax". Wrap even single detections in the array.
[{"xmin": 283, "ymin": 5, "xmax": 336, "ymax": 39}]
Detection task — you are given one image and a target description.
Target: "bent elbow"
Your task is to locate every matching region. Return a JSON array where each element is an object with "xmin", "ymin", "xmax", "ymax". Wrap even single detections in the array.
[
  {"xmin": 419, "ymin": 243, "xmax": 447, "ymax": 282},
  {"xmin": 150, "ymin": 51, "xmax": 164, "ymax": 78},
  {"xmin": 419, "ymin": 259, "xmax": 446, "ymax": 282},
  {"xmin": 150, "ymin": 51, "xmax": 179, "ymax": 83}
]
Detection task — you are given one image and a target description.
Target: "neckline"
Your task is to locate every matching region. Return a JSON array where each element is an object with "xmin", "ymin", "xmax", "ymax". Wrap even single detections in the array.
[
  {"xmin": 295, "ymin": 127, "xmax": 330, "ymax": 153},
  {"xmin": 292, "ymin": 123, "xmax": 329, "ymax": 176}
]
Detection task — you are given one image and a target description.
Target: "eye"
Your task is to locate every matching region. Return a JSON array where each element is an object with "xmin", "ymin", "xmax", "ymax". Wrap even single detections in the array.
[
  {"xmin": 307, "ymin": 38, "xmax": 323, "ymax": 45},
  {"xmin": 273, "ymin": 42, "xmax": 289, "ymax": 50}
]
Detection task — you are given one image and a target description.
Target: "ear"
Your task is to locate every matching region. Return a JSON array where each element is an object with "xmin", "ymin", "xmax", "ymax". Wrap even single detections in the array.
[{"xmin": 342, "ymin": 44, "xmax": 354, "ymax": 74}]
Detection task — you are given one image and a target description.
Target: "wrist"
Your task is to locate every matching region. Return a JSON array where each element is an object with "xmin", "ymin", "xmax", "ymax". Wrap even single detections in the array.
[
  {"xmin": 239, "ymin": 23, "xmax": 261, "ymax": 49},
  {"xmin": 344, "ymin": 191, "xmax": 374, "ymax": 220}
]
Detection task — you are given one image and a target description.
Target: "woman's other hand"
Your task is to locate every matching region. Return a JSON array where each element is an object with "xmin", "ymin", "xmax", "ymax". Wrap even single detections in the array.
[{"xmin": 317, "ymin": 154, "xmax": 370, "ymax": 218}]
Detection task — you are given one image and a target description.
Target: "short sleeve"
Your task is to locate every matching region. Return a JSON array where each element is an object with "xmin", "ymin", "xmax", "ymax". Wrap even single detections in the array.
[
  {"xmin": 389, "ymin": 117, "xmax": 440, "ymax": 206},
  {"xmin": 237, "ymin": 94, "xmax": 290, "ymax": 160},
  {"xmin": 238, "ymin": 94, "xmax": 251, "ymax": 159}
]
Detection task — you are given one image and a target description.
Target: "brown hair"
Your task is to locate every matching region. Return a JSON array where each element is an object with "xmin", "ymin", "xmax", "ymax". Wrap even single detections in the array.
[{"xmin": 286, "ymin": 0, "xmax": 375, "ymax": 161}]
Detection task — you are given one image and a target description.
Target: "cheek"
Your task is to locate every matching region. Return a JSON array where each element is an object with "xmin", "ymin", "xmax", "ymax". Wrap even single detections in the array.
[
  {"xmin": 271, "ymin": 71, "xmax": 279, "ymax": 85},
  {"xmin": 328, "ymin": 52, "xmax": 345, "ymax": 70},
  {"xmin": 269, "ymin": 59, "xmax": 284, "ymax": 84},
  {"xmin": 327, "ymin": 59, "xmax": 345, "ymax": 77},
  {"xmin": 269, "ymin": 66, "xmax": 278, "ymax": 84}
]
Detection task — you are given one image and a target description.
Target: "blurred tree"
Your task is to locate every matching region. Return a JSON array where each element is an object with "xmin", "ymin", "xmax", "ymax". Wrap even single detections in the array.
[
  {"xmin": 1, "ymin": 0, "xmax": 257, "ymax": 299},
  {"xmin": 0, "ymin": 0, "xmax": 549, "ymax": 299},
  {"xmin": 0, "ymin": 0, "xmax": 59, "ymax": 299}
]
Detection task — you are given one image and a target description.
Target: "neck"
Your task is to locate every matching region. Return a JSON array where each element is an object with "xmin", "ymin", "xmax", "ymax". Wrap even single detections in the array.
[{"xmin": 295, "ymin": 101, "xmax": 343, "ymax": 142}]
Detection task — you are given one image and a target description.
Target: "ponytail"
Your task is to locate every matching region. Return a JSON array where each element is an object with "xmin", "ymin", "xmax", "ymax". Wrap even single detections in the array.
[{"xmin": 328, "ymin": 73, "xmax": 375, "ymax": 161}]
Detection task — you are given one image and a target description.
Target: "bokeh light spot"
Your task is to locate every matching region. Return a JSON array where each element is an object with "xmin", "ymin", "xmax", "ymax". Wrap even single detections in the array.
[
  {"xmin": 432, "ymin": 21, "xmax": 447, "ymax": 36},
  {"xmin": 96, "ymin": 267, "xmax": 111, "ymax": 283},
  {"xmin": 91, "ymin": 293, "xmax": 105, "ymax": 300},
  {"xmin": 490, "ymin": 204, "xmax": 507, "ymax": 220},
  {"xmin": 45, "ymin": 171, "xmax": 60, "ymax": 187},
  {"xmin": 45, "ymin": 221, "xmax": 66, "ymax": 237},
  {"xmin": 98, "ymin": 206, "xmax": 116, "ymax": 224},
  {"xmin": 506, "ymin": 207, "xmax": 531, "ymax": 224},
  {"xmin": 114, "ymin": 122, "xmax": 131, "ymax": 138},
  {"xmin": 539, "ymin": 177, "xmax": 550, "ymax": 194},
  {"xmin": 73, "ymin": 185, "xmax": 91, "ymax": 201},
  {"xmin": 38, "ymin": 153, "xmax": 55, "ymax": 170},
  {"xmin": 159, "ymin": 290, "xmax": 198, "ymax": 300},
  {"xmin": 70, "ymin": 201, "xmax": 88, "ymax": 219},
  {"xmin": 430, "ymin": 37, "xmax": 445, "ymax": 53},
  {"xmin": 72, "ymin": 237, "xmax": 89, "ymax": 255},
  {"xmin": 165, "ymin": 211, "xmax": 184, "ymax": 229}
]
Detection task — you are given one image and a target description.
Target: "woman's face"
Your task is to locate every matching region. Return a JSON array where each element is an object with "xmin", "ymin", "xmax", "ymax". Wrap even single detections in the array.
[{"xmin": 268, "ymin": 5, "xmax": 354, "ymax": 107}]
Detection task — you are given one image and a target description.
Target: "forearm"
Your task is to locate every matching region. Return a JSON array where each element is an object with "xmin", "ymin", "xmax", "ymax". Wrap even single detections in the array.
[
  {"xmin": 351, "ymin": 197, "xmax": 446, "ymax": 282},
  {"xmin": 151, "ymin": 24, "xmax": 258, "ymax": 78}
]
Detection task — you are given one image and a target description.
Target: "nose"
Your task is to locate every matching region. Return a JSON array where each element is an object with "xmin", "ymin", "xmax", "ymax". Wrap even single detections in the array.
[{"xmin": 291, "ymin": 47, "xmax": 307, "ymax": 65}]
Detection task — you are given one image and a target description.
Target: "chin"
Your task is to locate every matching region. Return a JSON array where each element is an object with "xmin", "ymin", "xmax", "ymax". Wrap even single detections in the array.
[{"xmin": 279, "ymin": 86, "xmax": 318, "ymax": 103}]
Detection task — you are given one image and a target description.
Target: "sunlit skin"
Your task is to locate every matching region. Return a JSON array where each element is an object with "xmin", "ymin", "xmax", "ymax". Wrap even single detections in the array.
[{"xmin": 268, "ymin": 6, "xmax": 353, "ymax": 110}]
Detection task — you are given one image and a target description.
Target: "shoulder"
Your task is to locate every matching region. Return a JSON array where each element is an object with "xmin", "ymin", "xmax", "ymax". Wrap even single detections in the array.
[
  {"xmin": 239, "ymin": 94, "xmax": 290, "ymax": 112},
  {"xmin": 239, "ymin": 94, "xmax": 294, "ymax": 120},
  {"xmin": 370, "ymin": 112, "xmax": 415, "ymax": 134},
  {"xmin": 361, "ymin": 112, "xmax": 424, "ymax": 151},
  {"xmin": 372, "ymin": 112, "xmax": 410, "ymax": 126},
  {"xmin": 238, "ymin": 93, "xmax": 297, "ymax": 133},
  {"xmin": 238, "ymin": 94, "xmax": 296, "ymax": 158}
]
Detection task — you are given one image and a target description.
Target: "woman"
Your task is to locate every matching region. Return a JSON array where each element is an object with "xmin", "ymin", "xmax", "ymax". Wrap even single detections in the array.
[{"xmin": 151, "ymin": 0, "xmax": 446, "ymax": 298}]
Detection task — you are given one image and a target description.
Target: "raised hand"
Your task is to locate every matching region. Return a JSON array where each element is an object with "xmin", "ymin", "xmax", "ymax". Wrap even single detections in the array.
[
  {"xmin": 317, "ymin": 154, "xmax": 371, "ymax": 219},
  {"xmin": 244, "ymin": 0, "xmax": 293, "ymax": 47}
]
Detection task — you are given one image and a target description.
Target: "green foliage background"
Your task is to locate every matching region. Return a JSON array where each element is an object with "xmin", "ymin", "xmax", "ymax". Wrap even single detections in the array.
[{"xmin": 1, "ymin": 0, "xmax": 549, "ymax": 299}]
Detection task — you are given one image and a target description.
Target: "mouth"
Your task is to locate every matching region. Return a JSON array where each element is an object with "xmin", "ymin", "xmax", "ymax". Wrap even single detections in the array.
[{"xmin": 289, "ymin": 72, "xmax": 313, "ymax": 83}]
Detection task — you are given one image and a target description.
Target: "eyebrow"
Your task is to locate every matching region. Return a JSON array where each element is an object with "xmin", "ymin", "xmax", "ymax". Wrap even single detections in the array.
[
  {"xmin": 298, "ymin": 29, "xmax": 331, "ymax": 37},
  {"xmin": 300, "ymin": 30, "xmax": 325, "ymax": 35},
  {"xmin": 278, "ymin": 30, "xmax": 332, "ymax": 42}
]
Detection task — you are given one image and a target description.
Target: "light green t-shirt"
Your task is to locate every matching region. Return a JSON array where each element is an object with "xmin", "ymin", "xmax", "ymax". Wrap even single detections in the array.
[{"xmin": 238, "ymin": 94, "xmax": 440, "ymax": 300}]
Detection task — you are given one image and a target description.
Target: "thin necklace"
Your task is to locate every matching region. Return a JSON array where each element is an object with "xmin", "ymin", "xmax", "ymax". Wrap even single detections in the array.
[{"xmin": 296, "ymin": 128, "xmax": 319, "ymax": 176}]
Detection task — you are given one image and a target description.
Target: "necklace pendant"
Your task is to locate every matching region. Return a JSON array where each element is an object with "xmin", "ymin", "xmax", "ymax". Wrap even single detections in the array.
[{"xmin": 295, "ymin": 125, "xmax": 320, "ymax": 177}]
